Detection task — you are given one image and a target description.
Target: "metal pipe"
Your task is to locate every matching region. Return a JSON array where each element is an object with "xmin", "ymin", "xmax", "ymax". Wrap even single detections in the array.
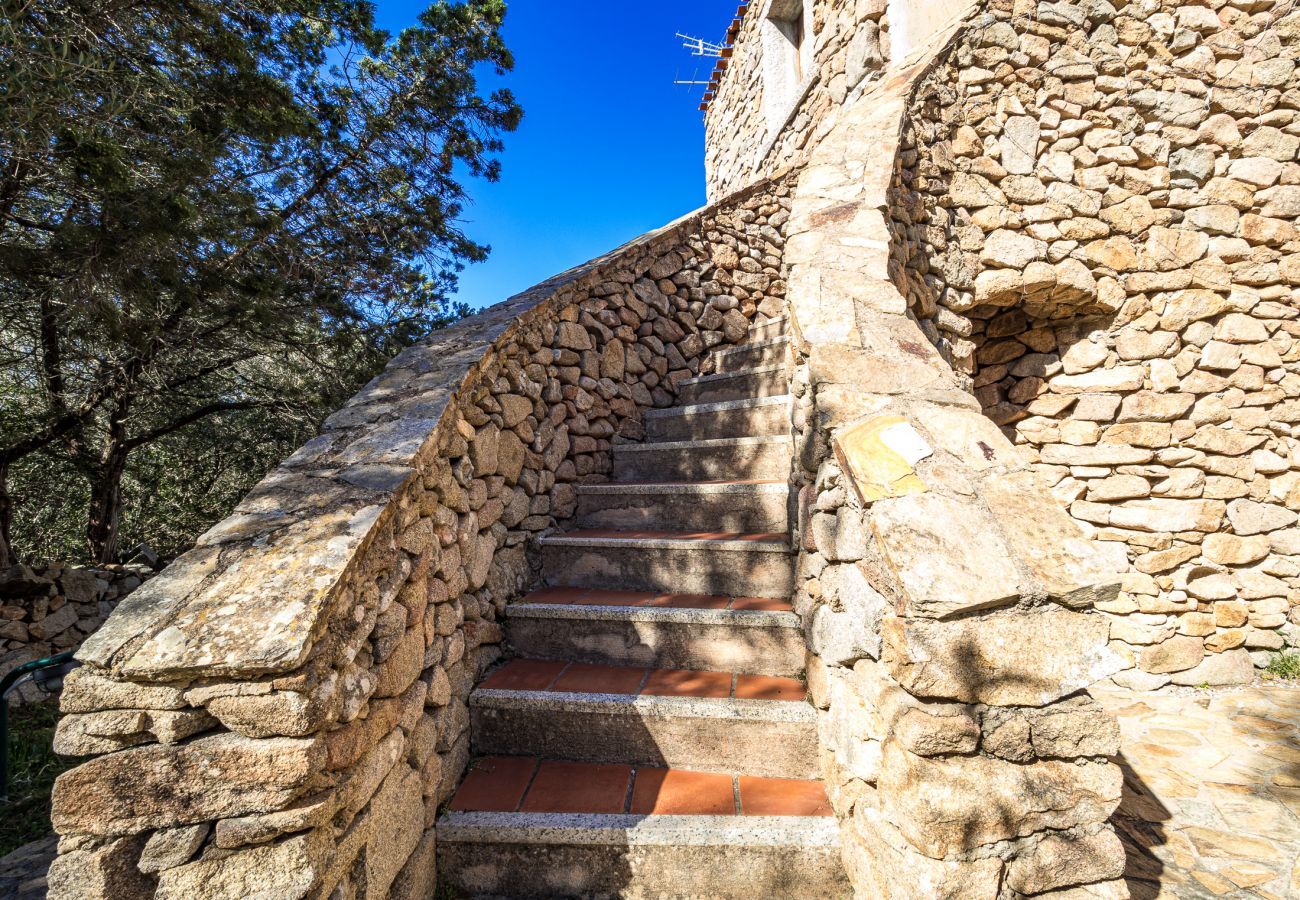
[{"xmin": 0, "ymin": 650, "xmax": 76, "ymax": 801}]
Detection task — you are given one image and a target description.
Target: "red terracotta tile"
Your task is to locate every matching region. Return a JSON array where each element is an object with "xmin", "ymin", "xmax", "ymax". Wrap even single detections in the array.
[
  {"xmin": 630, "ymin": 767, "xmax": 737, "ymax": 815},
  {"xmin": 641, "ymin": 593, "xmax": 732, "ymax": 609},
  {"xmin": 525, "ymin": 586, "xmax": 590, "ymax": 604},
  {"xmin": 581, "ymin": 588, "xmax": 660, "ymax": 606},
  {"xmin": 730, "ymin": 596, "xmax": 794, "ymax": 612},
  {"xmin": 738, "ymin": 776, "xmax": 833, "ymax": 816},
  {"xmin": 520, "ymin": 761, "xmax": 632, "ymax": 813},
  {"xmin": 551, "ymin": 663, "xmax": 646, "ymax": 695},
  {"xmin": 641, "ymin": 668, "xmax": 733, "ymax": 698},
  {"xmin": 480, "ymin": 659, "xmax": 568, "ymax": 692},
  {"xmin": 449, "ymin": 756, "xmax": 538, "ymax": 812},
  {"xmin": 564, "ymin": 529, "xmax": 633, "ymax": 538},
  {"xmin": 734, "ymin": 675, "xmax": 805, "ymax": 702}
]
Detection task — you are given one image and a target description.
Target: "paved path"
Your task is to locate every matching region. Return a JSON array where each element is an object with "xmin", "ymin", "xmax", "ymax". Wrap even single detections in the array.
[
  {"xmin": 0, "ymin": 834, "xmax": 53, "ymax": 899},
  {"xmin": 1096, "ymin": 685, "xmax": 1300, "ymax": 899}
]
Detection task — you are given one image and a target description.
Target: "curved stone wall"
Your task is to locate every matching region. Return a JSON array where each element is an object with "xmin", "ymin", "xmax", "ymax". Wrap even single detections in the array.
[
  {"xmin": 44, "ymin": 179, "xmax": 792, "ymax": 899},
  {"xmin": 891, "ymin": 0, "xmax": 1300, "ymax": 690}
]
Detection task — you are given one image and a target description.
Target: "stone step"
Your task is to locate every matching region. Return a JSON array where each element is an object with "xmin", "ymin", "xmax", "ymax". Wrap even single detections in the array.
[
  {"xmin": 748, "ymin": 314, "xmax": 789, "ymax": 343},
  {"xmin": 538, "ymin": 530, "xmax": 794, "ymax": 598},
  {"xmin": 644, "ymin": 395, "xmax": 789, "ymax": 442},
  {"xmin": 505, "ymin": 590, "xmax": 804, "ymax": 676},
  {"xmin": 437, "ymin": 809, "xmax": 847, "ymax": 899},
  {"xmin": 574, "ymin": 480, "xmax": 790, "ymax": 532},
  {"xmin": 677, "ymin": 364, "xmax": 788, "ymax": 405},
  {"xmin": 612, "ymin": 435, "xmax": 792, "ymax": 482},
  {"xmin": 470, "ymin": 662, "xmax": 816, "ymax": 777},
  {"xmin": 710, "ymin": 335, "xmax": 790, "ymax": 374}
]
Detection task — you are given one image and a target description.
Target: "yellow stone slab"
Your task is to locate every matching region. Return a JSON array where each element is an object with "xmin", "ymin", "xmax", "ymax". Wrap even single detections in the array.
[{"xmin": 833, "ymin": 415, "xmax": 932, "ymax": 504}]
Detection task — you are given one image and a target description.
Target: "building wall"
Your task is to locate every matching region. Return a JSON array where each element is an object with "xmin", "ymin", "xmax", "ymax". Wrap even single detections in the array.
[
  {"xmin": 890, "ymin": 0, "xmax": 1300, "ymax": 688},
  {"xmin": 704, "ymin": 0, "xmax": 889, "ymax": 199},
  {"xmin": 703, "ymin": 0, "xmax": 977, "ymax": 200}
]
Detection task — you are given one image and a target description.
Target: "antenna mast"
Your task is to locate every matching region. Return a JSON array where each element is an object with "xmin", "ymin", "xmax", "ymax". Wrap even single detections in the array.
[{"xmin": 676, "ymin": 33, "xmax": 724, "ymax": 58}]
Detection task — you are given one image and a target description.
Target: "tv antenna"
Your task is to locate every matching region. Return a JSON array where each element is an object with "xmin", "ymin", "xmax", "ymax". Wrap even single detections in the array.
[
  {"xmin": 674, "ymin": 67, "xmax": 711, "ymax": 88},
  {"xmin": 677, "ymin": 33, "xmax": 724, "ymax": 58}
]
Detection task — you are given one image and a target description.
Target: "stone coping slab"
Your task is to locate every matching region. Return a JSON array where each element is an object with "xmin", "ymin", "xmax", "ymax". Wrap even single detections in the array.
[
  {"xmin": 641, "ymin": 394, "xmax": 791, "ymax": 418},
  {"xmin": 436, "ymin": 812, "xmax": 844, "ymax": 847},
  {"xmin": 576, "ymin": 481, "xmax": 788, "ymax": 496},
  {"xmin": 613, "ymin": 435, "xmax": 791, "ymax": 453},
  {"xmin": 470, "ymin": 689, "xmax": 817, "ymax": 723},
  {"xmin": 536, "ymin": 533, "xmax": 793, "ymax": 552},
  {"xmin": 506, "ymin": 603, "xmax": 800, "ymax": 629}
]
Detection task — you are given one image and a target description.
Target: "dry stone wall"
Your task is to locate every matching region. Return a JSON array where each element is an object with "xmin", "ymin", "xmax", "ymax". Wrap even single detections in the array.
[
  {"xmin": 890, "ymin": 0, "xmax": 1300, "ymax": 690},
  {"xmin": 44, "ymin": 179, "xmax": 791, "ymax": 900},
  {"xmin": 0, "ymin": 563, "xmax": 155, "ymax": 704},
  {"xmin": 705, "ymin": 0, "xmax": 890, "ymax": 199},
  {"xmin": 780, "ymin": 27, "xmax": 1130, "ymax": 898}
]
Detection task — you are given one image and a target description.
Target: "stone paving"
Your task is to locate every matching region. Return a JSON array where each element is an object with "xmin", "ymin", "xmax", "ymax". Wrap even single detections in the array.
[{"xmin": 1096, "ymin": 684, "xmax": 1300, "ymax": 900}]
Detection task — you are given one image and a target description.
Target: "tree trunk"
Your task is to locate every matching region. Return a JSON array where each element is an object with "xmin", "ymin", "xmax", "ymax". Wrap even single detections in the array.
[
  {"xmin": 0, "ymin": 462, "xmax": 13, "ymax": 568},
  {"xmin": 86, "ymin": 448, "xmax": 128, "ymax": 565}
]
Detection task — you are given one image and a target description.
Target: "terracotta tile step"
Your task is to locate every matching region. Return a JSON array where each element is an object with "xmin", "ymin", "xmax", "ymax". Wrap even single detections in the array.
[
  {"xmin": 538, "ymin": 532, "xmax": 794, "ymax": 598},
  {"xmin": 436, "ymin": 808, "xmax": 848, "ymax": 898},
  {"xmin": 642, "ymin": 394, "xmax": 790, "ymax": 441},
  {"xmin": 573, "ymin": 481, "xmax": 790, "ymax": 532},
  {"xmin": 449, "ymin": 756, "xmax": 833, "ymax": 817},
  {"xmin": 611, "ymin": 433, "xmax": 793, "ymax": 482},
  {"xmin": 471, "ymin": 663, "xmax": 818, "ymax": 777},
  {"xmin": 677, "ymin": 364, "xmax": 788, "ymax": 405},
  {"xmin": 505, "ymin": 599, "xmax": 804, "ymax": 676},
  {"xmin": 542, "ymin": 528, "xmax": 789, "ymax": 544},
  {"xmin": 480, "ymin": 659, "xmax": 805, "ymax": 701},
  {"xmin": 523, "ymin": 586, "xmax": 794, "ymax": 612}
]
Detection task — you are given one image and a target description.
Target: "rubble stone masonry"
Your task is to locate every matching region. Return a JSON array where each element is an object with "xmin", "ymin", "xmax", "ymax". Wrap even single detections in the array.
[
  {"xmin": 44, "ymin": 179, "xmax": 792, "ymax": 899},
  {"xmin": 890, "ymin": 0, "xmax": 1300, "ymax": 690}
]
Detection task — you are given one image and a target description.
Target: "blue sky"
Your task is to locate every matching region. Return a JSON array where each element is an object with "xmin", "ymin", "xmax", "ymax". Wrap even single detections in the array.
[{"xmin": 376, "ymin": 1, "xmax": 740, "ymax": 311}]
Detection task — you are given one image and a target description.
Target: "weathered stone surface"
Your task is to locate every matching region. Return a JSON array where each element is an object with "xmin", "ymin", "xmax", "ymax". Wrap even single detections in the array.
[
  {"xmin": 154, "ymin": 830, "xmax": 330, "ymax": 900},
  {"xmin": 981, "ymin": 471, "xmax": 1120, "ymax": 607},
  {"xmin": 53, "ymin": 708, "xmax": 215, "ymax": 755},
  {"xmin": 1027, "ymin": 696, "xmax": 1121, "ymax": 758},
  {"xmin": 882, "ymin": 607, "xmax": 1123, "ymax": 706},
  {"xmin": 879, "ymin": 742, "xmax": 1122, "ymax": 857},
  {"xmin": 871, "ymin": 493, "xmax": 1023, "ymax": 618},
  {"xmin": 1005, "ymin": 829, "xmax": 1126, "ymax": 895},
  {"xmin": 1168, "ymin": 648, "xmax": 1254, "ymax": 686},
  {"xmin": 846, "ymin": 804, "xmax": 1005, "ymax": 900},
  {"xmin": 810, "ymin": 564, "xmax": 890, "ymax": 664},
  {"xmin": 1138, "ymin": 635, "xmax": 1204, "ymax": 674},
  {"xmin": 833, "ymin": 415, "xmax": 931, "ymax": 504},
  {"xmin": 45, "ymin": 835, "xmax": 153, "ymax": 900},
  {"xmin": 1226, "ymin": 499, "xmax": 1297, "ymax": 536},
  {"xmin": 366, "ymin": 766, "xmax": 423, "ymax": 896},
  {"xmin": 138, "ymin": 824, "xmax": 209, "ymax": 874},
  {"xmin": 52, "ymin": 733, "xmax": 323, "ymax": 835}
]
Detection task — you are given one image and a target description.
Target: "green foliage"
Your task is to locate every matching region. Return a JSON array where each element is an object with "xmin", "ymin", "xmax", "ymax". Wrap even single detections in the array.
[
  {"xmin": 0, "ymin": 0, "xmax": 520, "ymax": 562},
  {"xmin": 0, "ymin": 701, "xmax": 81, "ymax": 857},
  {"xmin": 1264, "ymin": 650, "xmax": 1300, "ymax": 680}
]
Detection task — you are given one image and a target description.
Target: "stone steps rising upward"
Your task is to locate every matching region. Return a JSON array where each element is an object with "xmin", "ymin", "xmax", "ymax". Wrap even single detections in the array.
[{"xmin": 436, "ymin": 315, "xmax": 852, "ymax": 898}]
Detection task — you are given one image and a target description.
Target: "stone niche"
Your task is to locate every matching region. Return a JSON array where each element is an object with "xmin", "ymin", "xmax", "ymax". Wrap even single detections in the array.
[{"xmin": 890, "ymin": 0, "xmax": 1300, "ymax": 691}]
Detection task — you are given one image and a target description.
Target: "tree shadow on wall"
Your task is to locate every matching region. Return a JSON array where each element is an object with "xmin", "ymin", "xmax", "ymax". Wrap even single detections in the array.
[{"xmin": 939, "ymin": 627, "xmax": 1170, "ymax": 898}]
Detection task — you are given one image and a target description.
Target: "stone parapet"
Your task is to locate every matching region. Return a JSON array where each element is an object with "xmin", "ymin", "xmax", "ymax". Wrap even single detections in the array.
[
  {"xmin": 0, "ymin": 562, "xmax": 155, "ymax": 704},
  {"xmin": 784, "ymin": 18, "xmax": 1130, "ymax": 897},
  {"xmin": 46, "ymin": 176, "xmax": 793, "ymax": 898}
]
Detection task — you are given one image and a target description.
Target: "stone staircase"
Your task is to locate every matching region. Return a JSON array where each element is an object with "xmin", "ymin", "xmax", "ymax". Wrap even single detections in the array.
[{"xmin": 436, "ymin": 316, "xmax": 850, "ymax": 898}]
